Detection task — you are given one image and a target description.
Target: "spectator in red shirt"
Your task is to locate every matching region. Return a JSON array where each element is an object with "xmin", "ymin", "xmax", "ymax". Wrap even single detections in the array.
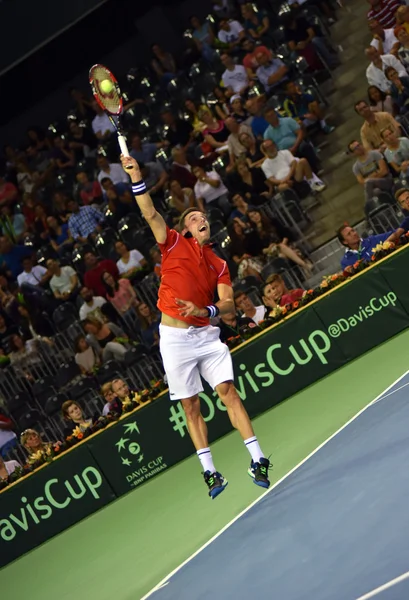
[
  {"xmin": 76, "ymin": 170, "xmax": 103, "ymax": 205},
  {"xmin": 83, "ymin": 251, "xmax": 119, "ymax": 297},
  {"xmin": 367, "ymin": 0, "xmax": 401, "ymax": 29},
  {"xmin": 265, "ymin": 273, "xmax": 305, "ymax": 306},
  {"xmin": 241, "ymin": 38, "xmax": 272, "ymax": 77},
  {"xmin": 0, "ymin": 175, "xmax": 18, "ymax": 207}
]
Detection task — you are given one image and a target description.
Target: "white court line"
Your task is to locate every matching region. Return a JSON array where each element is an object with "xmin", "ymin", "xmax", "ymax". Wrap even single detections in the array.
[
  {"xmin": 356, "ymin": 570, "xmax": 409, "ymax": 599},
  {"xmin": 372, "ymin": 381, "xmax": 409, "ymax": 404},
  {"xmin": 141, "ymin": 368, "xmax": 409, "ymax": 600}
]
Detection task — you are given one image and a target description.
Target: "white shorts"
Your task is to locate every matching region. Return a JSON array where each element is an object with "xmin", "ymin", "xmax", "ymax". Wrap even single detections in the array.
[{"xmin": 159, "ymin": 324, "xmax": 234, "ymax": 401}]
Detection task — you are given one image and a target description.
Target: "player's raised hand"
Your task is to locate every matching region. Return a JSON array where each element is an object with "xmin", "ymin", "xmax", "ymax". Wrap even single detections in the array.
[
  {"xmin": 175, "ymin": 298, "xmax": 206, "ymax": 317},
  {"xmin": 120, "ymin": 155, "xmax": 141, "ymax": 181}
]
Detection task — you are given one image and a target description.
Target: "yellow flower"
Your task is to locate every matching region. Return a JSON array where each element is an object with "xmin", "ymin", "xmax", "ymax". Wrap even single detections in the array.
[
  {"xmin": 72, "ymin": 426, "xmax": 83, "ymax": 439},
  {"xmin": 28, "ymin": 450, "xmax": 45, "ymax": 464}
]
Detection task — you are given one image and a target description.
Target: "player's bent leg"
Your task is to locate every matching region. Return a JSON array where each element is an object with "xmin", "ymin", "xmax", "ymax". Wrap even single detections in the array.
[
  {"xmin": 181, "ymin": 395, "xmax": 228, "ymax": 499},
  {"xmin": 216, "ymin": 381, "xmax": 271, "ymax": 489}
]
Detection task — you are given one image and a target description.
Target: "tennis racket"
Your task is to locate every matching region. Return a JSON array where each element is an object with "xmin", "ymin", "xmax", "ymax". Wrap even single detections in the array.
[{"xmin": 89, "ymin": 63, "xmax": 132, "ymax": 169}]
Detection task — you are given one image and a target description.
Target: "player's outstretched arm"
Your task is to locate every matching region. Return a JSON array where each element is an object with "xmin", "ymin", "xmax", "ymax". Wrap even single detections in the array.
[{"xmin": 120, "ymin": 154, "xmax": 167, "ymax": 244}]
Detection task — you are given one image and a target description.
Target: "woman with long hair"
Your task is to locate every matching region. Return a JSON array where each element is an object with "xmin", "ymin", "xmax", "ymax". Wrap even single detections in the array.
[
  {"xmin": 135, "ymin": 302, "xmax": 160, "ymax": 347},
  {"xmin": 82, "ymin": 316, "xmax": 129, "ymax": 362},
  {"xmin": 230, "ymin": 95, "xmax": 251, "ymax": 124},
  {"xmin": 74, "ymin": 334, "xmax": 101, "ymax": 375},
  {"xmin": 168, "ymin": 179, "xmax": 196, "ymax": 214},
  {"xmin": 190, "ymin": 15, "xmax": 217, "ymax": 62},
  {"xmin": 238, "ymin": 131, "xmax": 265, "ymax": 168},
  {"xmin": 20, "ymin": 429, "xmax": 55, "ymax": 457},
  {"xmin": 192, "ymin": 165, "xmax": 230, "ymax": 215},
  {"xmin": 184, "ymin": 98, "xmax": 210, "ymax": 134},
  {"xmin": 232, "ymin": 159, "xmax": 271, "ymax": 199},
  {"xmin": 46, "ymin": 215, "xmax": 74, "ymax": 254},
  {"xmin": 212, "ymin": 86, "xmax": 230, "ymax": 120},
  {"xmin": 200, "ymin": 110, "xmax": 229, "ymax": 151},
  {"xmin": 101, "ymin": 270, "xmax": 139, "ymax": 317},
  {"xmin": 114, "ymin": 240, "xmax": 147, "ymax": 279},
  {"xmin": 367, "ymin": 85, "xmax": 394, "ymax": 114},
  {"xmin": 227, "ymin": 219, "xmax": 264, "ymax": 279}
]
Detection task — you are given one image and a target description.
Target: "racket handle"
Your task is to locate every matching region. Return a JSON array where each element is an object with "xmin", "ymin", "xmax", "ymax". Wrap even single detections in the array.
[{"xmin": 118, "ymin": 135, "xmax": 133, "ymax": 170}]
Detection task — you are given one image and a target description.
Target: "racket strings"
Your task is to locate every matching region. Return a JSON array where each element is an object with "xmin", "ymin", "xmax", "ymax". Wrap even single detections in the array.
[{"xmin": 90, "ymin": 65, "xmax": 121, "ymax": 115}]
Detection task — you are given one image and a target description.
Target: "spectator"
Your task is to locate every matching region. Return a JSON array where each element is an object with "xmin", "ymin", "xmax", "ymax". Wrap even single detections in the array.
[
  {"xmin": 20, "ymin": 429, "xmax": 54, "ymax": 457},
  {"xmin": 70, "ymin": 87, "xmax": 94, "ymax": 119},
  {"xmin": 367, "ymin": 0, "xmax": 401, "ymax": 29},
  {"xmin": 51, "ymin": 135, "xmax": 75, "ymax": 172},
  {"xmin": 217, "ymin": 18, "xmax": 245, "ymax": 51},
  {"xmin": 168, "ymin": 180, "xmax": 196, "ymax": 214},
  {"xmin": 355, "ymin": 99, "xmax": 400, "ymax": 149},
  {"xmin": 245, "ymin": 95, "xmax": 269, "ymax": 140},
  {"xmin": 241, "ymin": 38, "xmax": 272, "ymax": 77},
  {"xmin": 225, "ymin": 117, "xmax": 254, "ymax": 171},
  {"xmin": 212, "ymin": 86, "xmax": 230, "ymax": 120},
  {"xmin": 151, "ymin": 43, "xmax": 179, "ymax": 85},
  {"xmin": 263, "ymin": 107, "xmax": 320, "ymax": 173},
  {"xmin": 68, "ymin": 121, "xmax": 97, "ymax": 162},
  {"xmin": 17, "ymin": 304, "xmax": 54, "ymax": 339},
  {"xmin": 238, "ymin": 131, "xmax": 264, "ymax": 168},
  {"xmin": 192, "ymin": 166, "xmax": 231, "ymax": 215},
  {"xmin": 382, "ymin": 126, "xmax": 409, "ymax": 177},
  {"xmin": 78, "ymin": 286, "xmax": 106, "ymax": 322},
  {"xmin": 348, "ymin": 139, "xmax": 393, "ymax": 203},
  {"xmin": 283, "ymin": 11, "xmax": 327, "ymax": 71},
  {"xmin": 201, "ymin": 110, "xmax": 230, "ymax": 152},
  {"xmin": 231, "ymin": 158, "xmax": 270, "ymax": 200},
  {"xmin": 82, "ymin": 317, "xmax": 128, "ymax": 362},
  {"xmin": 101, "ymin": 382, "xmax": 122, "ymax": 416},
  {"xmin": 260, "ymin": 280, "xmax": 278, "ymax": 315},
  {"xmin": 230, "ymin": 193, "xmax": 252, "ymax": 222},
  {"xmin": 160, "ymin": 109, "xmax": 194, "ymax": 150},
  {"xmin": 100, "ymin": 177, "xmax": 133, "ymax": 224},
  {"xmin": 0, "ymin": 237, "xmax": 31, "ymax": 280},
  {"xmin": 283, "ymin": 81, "xmax": 334, "ymax": 134},
  {"xmin": 67, "ymin": 200, "xmax": 104, "ymax": 243},
  {"xmin": 115, "ymin": 240, "xmax": 147, "ymax": 279},
  {"xmin": 261, "ymin": 139, "xmax": 326, "ymax": 193},
  {"xmin": 97, "ymin": 155, "xmax": 129, "ymax": 186},
  {"xmin": 396, "ymin": 4, "xmax": 409, "ymax": 32},
  {"xmin": 46, "ymin": 258, "xmax": 79, "ymax": 301},
  {"xmin": 396, "ymin": 25, "xmax": 409, "ymax": 69},
  {"xmin": 368, "ymin": 85, "xmax": 394, "ymax": 114},
  {"xmin": 0, "ymin": 205, "xmax": 27, "ymax": 243},
  {"xmin": 47, "ymin": 215, "xmax": 74, "ymax": 254},
  {"xmin": 129, "ymin": 133, "xmax": 164, "ymax": 164},
  {"xmin": 91, "ymin": 100, "xmax": 115, "ymax": 141},
  {"xmin": 369, "ymin": 19, "xmax": 399, "ymax": 56},
  {"xmin": 217, "ymin": 307, "xmax": 255, "ymax": 343},
  {"xmin": 15, "ymin": 161, "xmax": 37, "ymax": 195},
  {"xmin": 9, "ymin": 334, "xmax": 46, "ymax": 378},
  {"xmin": 0, "ymin": 313, "xmax": 18, "ymax": 352},
  {"xmin": 190, "ymin": 15, "xmax": 217, "ymax": 63},
  {"xmin": 150, "ymin": 245, "xmax": 162, "ymax": 278},
  {"xmin": 62, "ymin": 400, "xmax": 95, "ymax": 437},
  {"xmin": 241, "ymin": 3, "xmax": 271, "ymax": 45},
  {"xmin": 264, "ymin": 273, "xmax": 305, "ymax": 306},
  {"xmin": 255, "ymin": 50, "xmax": 289, "ymax": 94},
  {"xmin": 169, "ymin": 147, "xmax": 198, "ymax": 188},
  {"xmin": 365, "ymin": 46, "xmax": 407, "ymax": 93},
  {"xmin": 76, "ymin": 170, "xmax": 103, "ymax": 206},
  {"xmin": 101, "ymin": 270, "xmax": 139, "ymax": 317},
  {"xmin": 0, "ymin": 410, "xmax": 17, "ymax": 457},
  {"xmin": 0, "ymin": 174, "xmax": 18, "ymax": 207},
  {"xmin": 227, "ymin": 218, "xmax": 264, "ymax": 279},
  {"xmin": 111, "ymin": 378, "xmax": 142, "ymax": 406},
  {"xmin": 33, "ymin": 203, "xmax": 50, "ymax": 242},
  {"xmin": 220, "ymin": 53, "xmax": 251, "ymax": 97},
  {"xmin": 385, "ymin": 66, "xmax": 409, "ymax": 112},
  {"xmin": 184, "ymin": 99, "xmax": 211, "ymax": 134},
  {"xmin": 338, "ymin": 223, "xmax": 399, "ymax": 270},
  {"xmin": 135, "ymin": 302, "xmax": 160, "ymax": 347},
  {"xmin": 83, "ymin": 251, "xmax": 118, "ymax": 297},
  {"xmin": 229, "ymin": 95, "xmax": 252, "ymax": 125},
  {"xmin": 234, "ymin": 290, "xmax": 266, "ymax": 325},
  {"xmin": 17, "ymin": 256, "xmax": 49, "ymax": 290},
  {"xmin": 0, "ymin": 455, "xmax": 20, "ymax": 479},
  {"xmin": 139, "ymin": 161, "xmax": 169, "ymax": 199},
  {"xmin": 74, "ymin": 334, "xmax": 101, "ymax": 375}
]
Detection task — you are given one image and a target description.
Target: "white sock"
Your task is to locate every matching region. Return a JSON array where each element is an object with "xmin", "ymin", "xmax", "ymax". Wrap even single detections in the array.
[
  {"xmin": 307, "ymin": 173, "xmax": 322, "ymax": 185},
  {"xmin": 197, "ymin": 448, "xmax": 216, "ymax": 474},
  {"xmin": 244, "ymin": 436, "xmax": 264, "ymax": 463},
  {"xmin": 319, "ymin": 119, "xmax": 327, "ymax": 128}
]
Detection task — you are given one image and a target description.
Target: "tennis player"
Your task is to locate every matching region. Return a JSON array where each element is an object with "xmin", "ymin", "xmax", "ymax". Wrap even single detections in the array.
[{"xmin": 121, "ymin": 155, "xmax": 270, "ymax": 499}]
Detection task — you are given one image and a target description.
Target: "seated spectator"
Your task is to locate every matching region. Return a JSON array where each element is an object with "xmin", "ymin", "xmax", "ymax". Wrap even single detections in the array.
[
  {"xmin": 229, "ymin": 95, "xmax": 252, "ymax": 125},
  {"xmin": 241, "ymin": 2, "xmax": 271, "ymax": 45},
  {"xmin": 0, "ymin": 410, "xmax": 17, "ymax": 457},
  {"xmin": 395, "ymin": 25, "xmax": 409, "ymax": 69},
  {"xmin": 112, "ymin": 378, "xmax": 143, "ymax": 406},
  {"xmin": 62, "ymin": 400, "xmax": 95, "ymax": 437},
  {"xmin": 0, "ymin": 236, "xmax": 31, "ymax": 279},
  {"xmin": 169, "ymin": 147, "xmax": 197, "ymax": 188},
  {"xmin": 79, "ymin": 286, "xmax": 106, "ymax": 322},
  {"xmin": 225, "ymin": 117, "xmax": 254, "ymax": 172},
  {"xmin": 264, "ymin": 273, "xmax": 305, "ymax": 306},
  {"xmin": 0, "ymin": 276, "xmax": 19, "ymax": 320},
  {"xmin": 129, "ymin": 133, "xmax": 165, "ymax": 164},
  {"xmin": 369, "ymin": 19, "xmax": 399, "ymax": 56},
  {"xmin": 46, "ymin": 258, "xmax": 79, "ymax": 301},
  {"xmin": 238, "ymin": 131, "xmax": 264, "ymax": 168},
  {"xmin": 91, "ymin": 100, "xmax": 115, "ymax": 141},
  {"xmin": 97, "ymin": 155, "xmax": 128, "ymax": 186},
  {"xmin": 338, "ymin": 223, "xmax": 401, "ymax": 271},
  {"xmin": 17, "ymin": 256, "xmax": 49, "ymax": 290},
  {"xmin": 230, "ymin": 193, "xmax": 251, "ymax": 222},
  {"xmin": 241, "ymin": 38, "xmax": 271, "ymax": 77},
  {"xmin": 15, "ymin": 161, "xmax": 37, "ymax": 195},
  {"xmin": 283, "ymin": 81, "xmax": 334, "ymax": 134},
  {"xmin": 368, "ymin": 0, "xmax": 401, "ymax": 29},
  {"xmin": 101, "ymin": 382, "xmax": 122, "ymax": 416},
  {"xmin": 68, "ymin": 121, "xmax": 97, "ymax": 162},
  {"xmin": 247, "ymin": 207, "xmax": 312, "ymax": 274},
  {"xmin": 261, "ymin": 280, "xmax": 278, "ymax": 315},
  {"xmin": 115, "ymin": 240, "xmax": 147, "ymax": 279},
  {"xmin": 385, "ymin": 66, "xmax": 409, "ymax": 112},
  {"xmin": 230, "ymin": 159, "xmax": 270, "ymax": 200},
  {"xmin": 0, "ymin": 174, "xmax": 18, "ymax": 207},
  {"xmin": 150, "ymin": 245, "xmax": 162, "ymax": 278},
  {"xmin": 365, "ymin": 46, "xmax": 407, "ymax": 93},
  {"xmin": 348, "ymin": 139, "xmax": 393, "ymax": 203},
  {"xmin": 192, "ymin": 166, "xmax": 231, "ymax": 215},
  {"xmin": 83, "ymin": 251, "xmax": 119, "ymax": 298},
  {"xmin": 51, "ymin": 135, "xmax": 75, "ymax": 172},
  {"xmin": 0, "ymin": 313, "xmax": 18, "ymax": 352},
  {"xmin": 151, "ymin": 43, "xmax": 179, "ymax": 85},
  {"xmin": 20, "ymin": 428, "xmax": 54, "ymax": 457},
  {"xmin": 168, "ymin": 180, "xmax": 196, "ymax": 214},
  {"xmin": 67, "ymin": 200, "xmax": 104, "ymax": 243},
  {"xmin": 47, "ymin": 215, "xmax": 74, "ymax": 254},
  {"xmin": 255, "ymin": 50, "xmax": 289, "ymax": 94},
  {"xmin": 263, "ymin": 107, "xmax": 320, "ymax": 173},
  {"xmin": 9, "ymin": 334, "xmax": 46, "ymax": 378},
  {"xmin": 190, "ymin": 15, "xmax": 217, "ymax": 63},
  {"xmin": 52, "ymin": 191, "xmax": 70, "ymax": 222},
  {"xmin": 82, "ymin": 316, "xmax": 128, "ymax": 362},
  {"xmin": 212, "ymin": 86, "xmax": 230, "ymax": 120},
  {"xmin": 220, "ymin": 53, "xmax": 251, "ymax": 98},
  {"xmin": 17, "ymin": 304, "xmax": 54, "ymax": 339},
  {"xmin": 139, "ymin": 161, "xmax": 169, "ymax": 200},
  {"xmin": 69, "ymin": 87, "xmax": 95, "ymax": 119},
  {"xmin": 261, "ymin": 139, "xmax": 326, "ymax": 194},
  {"xmin": 160, "ymin": 109, "xmax": 194, "ymax": 150},
  {"xmin": 0, "ymin": 205, "xmax": 28, "ymax": 243},
  {"xmin": 355, "ymin": 99, "xmax": 400, "ymax": 149},
  {"xmin": 201, "ymin": 110, "xmax": 230, "ymax": 152},
  {"xmin": 0, "ymin": 455, "xmax": 20, "ymax": 479},
  {"xmin": 101, "ymin": 270, "xmax": 139, "ymax": 317},
  {"xmin": 100, "ymin": 177, "xmax": 133, "ymax": 224},
  {"xmin": 368, "ymin": 85, "xmax": 394, "ymax": 114},
  {"xmin": 184, "ymin": 99, "xmax": 211, "ymax": 134},
  {"xmin": 217, "ymin": 307, "xmax": 255, "ymax": 342},
  {"xmin": 76, "ymin": 170, "xmax": 103, "ymax": 206},
  {"xmin": 245, "ymin": 95, "xmax": 269, "ymax": 140},
  {"xmin": 228, "ymin": 219, "xmax": 264, "ymax": 279},
  {"xmin": 283, "ymin": 11, "xmax": 327, "ymax": 71},
  {"xmin": 217, "ymin": 18, "xmax": 245, "ymax": 52},
  {"xmin": 234, "ymin": 290, "xmax": 266, "ymax": 325},
  {"xmin": 396, "ymin": 4, "xmax": 409, "ymax": 32},
  {"xmin": 382, "ymin": 127, "xmax": 409, "ymax": 177},
  {"xmin": 135, "ymin": 302, "xmax": 160, "ymax": 347},
  {"xmin": 74, "ymin": 334, "xmax": 101, "ymax": 375},
  {"xmin": 33, "ymin": 203, "xmax": 50, "ymax": 242}
]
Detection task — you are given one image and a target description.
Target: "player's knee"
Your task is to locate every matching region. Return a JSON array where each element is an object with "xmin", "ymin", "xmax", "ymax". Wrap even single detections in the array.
[
  {"xmin": 216, "ymin": 381, "xmax": 240, "ymax": 406},
  {"xmin": 181, "ymin": 395, "xmax": 201, "ymax": 420}
]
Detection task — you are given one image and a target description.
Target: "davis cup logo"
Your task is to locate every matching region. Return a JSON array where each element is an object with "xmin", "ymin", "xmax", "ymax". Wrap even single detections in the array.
[{"xmin": 115, "ymin": 421, "xmax": 144, "ymax": 467}]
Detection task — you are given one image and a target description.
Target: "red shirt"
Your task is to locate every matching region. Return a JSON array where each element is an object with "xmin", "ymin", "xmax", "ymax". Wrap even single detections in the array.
[
  {"xmin": 0, "ymin": 182, "xmax": 18, "ymax": 206},
  {"xmin": 279, "ymin": 288, "xmax": 304, "ymax": 306},
  {"xmin": 242, "ymin": 46, "xmax": 271, "ymax": 71},
  {"xmin": 158, "ymin": 228, "xmax": 232, "ymax": 326},
  {"xmin": 84, "ymin": 260, "xmax": 119, "ymax": 297},
  {"xmin": 367, "ymin": 0, "xmax": 400, "ymax": 28}
]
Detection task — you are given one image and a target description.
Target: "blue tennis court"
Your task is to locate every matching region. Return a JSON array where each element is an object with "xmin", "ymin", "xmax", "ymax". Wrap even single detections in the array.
[{"xmin": 143, "ymin": 371, "xmax": 409, "ymax": 600}]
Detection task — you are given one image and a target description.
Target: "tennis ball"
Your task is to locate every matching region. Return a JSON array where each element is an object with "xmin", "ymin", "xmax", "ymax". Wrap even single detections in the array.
[{"xmin": 100, "ymin": 79, "xmax": 114, "ymax": 94}]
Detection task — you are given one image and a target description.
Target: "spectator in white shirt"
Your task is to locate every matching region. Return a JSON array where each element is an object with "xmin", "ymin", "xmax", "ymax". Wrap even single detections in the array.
[
  {"xmin": 369, "ymin": 19, "xmax": 399, "ymax": 56},
  {"xmin": 234, "ymin": 290, "xmax": 266, "ymax": 325},
  {"xmin": 192, "ymin": 166, "xmax": 231, "ymax": 216},
  {"xmin": 217, "ymin": 18, "xmax": 245, "ymax": 51},
  {"xmin": 91, "ymin": 100, "xmax": 116, "ymax": 141},
  {"xmin": 114, "ymin": 240, "xmax": 148, "ymax": 278},
  {"xmin": 396, "ymin": 26, "xmax": 409, "ymax": 70},
  {"xmin": 17, "ymin": 257, "xmax": 49, "ymax": 289},
  {"xmin": 97, "ymin": 155, "xmax": 129, "ymax": 186},
  {"xmin": 79, "ymin": 286, "xmax": 106, "ymax": 322},
  {"xmin": 221, "ymin": 53, "xmax": 251, "ymax": 97},
  {"xmin": 46, "ymin": 258, "xmax": 79, "ymax": 300},
  {"xmin": 255, "ymin": 50, "xmax": 289, "ymax": 94},
  {"xmin": 225, "ymin": 117, "xmax": 254, "ymax": 172},
  {"xmin": 0, "ymin": 455, "xmax": 20, "ymax": 479},
  {"xmin": 365, "ymin": 46, "xmax": 407, "ymax": 92}
]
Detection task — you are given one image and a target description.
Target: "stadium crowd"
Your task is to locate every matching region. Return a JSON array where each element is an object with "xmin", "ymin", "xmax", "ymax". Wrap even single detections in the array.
[{"xmin": 2, "ymin": 0, "xmax": 409, "ymax": 475}]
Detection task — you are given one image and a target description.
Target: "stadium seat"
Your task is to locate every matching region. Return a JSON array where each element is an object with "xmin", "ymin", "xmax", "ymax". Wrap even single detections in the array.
[
  {"xmin": 53, "ymin": 303, "xmax": 79, "ymax": 332},
  {"xmin": 96, "ymin": 360, "xmax": 126, "ymax": 385},
  {"xmin": 44, "ymin": 393, "xmax": 69, "ymax": 417},
  {"xmin": 55, "ymin": 361, "xmax": 82, "ymax": 389}
]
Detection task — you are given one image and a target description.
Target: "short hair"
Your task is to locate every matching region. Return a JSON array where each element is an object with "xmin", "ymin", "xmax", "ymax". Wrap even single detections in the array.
[
  {"xmin": 233, "ymin": 289, "xmax": 247, "ymax": 301},
  {"xmin": 61, "ymin": 400, "xmax": 81, "ymax": 420},
  {"xmin": 385, "ymin": 66, "xmax": 397, "ymax": 79},
  {"xmin": 380, "ymin": 127, "xmax": 393, "ymax": 139},
  {"xmin": 347, "ymin": 140, "xmax": 359, "ymax": 152},
  {"xmin": 395, "ymin": 187, "xmax": 409, "ymax": 201},
  {"xmin": 354, "ymin": 100, "xmax": 367, "ymax": 113},
  {"xmin": 336, "ymin": 224, "xmax": 350, "ymax": 244},
  {"xmin": 394, "ymin": 25, "xmax": 406, "ymax": 37},
  {"xmin": 263, "ymin": 105, "xmax": 276, "ymax": 117},
  {"xmin": 178, "ymin": 207, "xmax": 205, "ymax": 231},
  {"xmin": 100, "ymin": 177, "xmax": 113, "ymax": 186},
  {"xmin": 101, "ymin": 381, "xmax": 113, "ymax": 396}
]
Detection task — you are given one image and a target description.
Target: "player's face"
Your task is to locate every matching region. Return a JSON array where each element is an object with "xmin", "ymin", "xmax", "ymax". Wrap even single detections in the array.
[{"xmin": 184, "ymin": 211, "xmax": 210, "ymax": 244}]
